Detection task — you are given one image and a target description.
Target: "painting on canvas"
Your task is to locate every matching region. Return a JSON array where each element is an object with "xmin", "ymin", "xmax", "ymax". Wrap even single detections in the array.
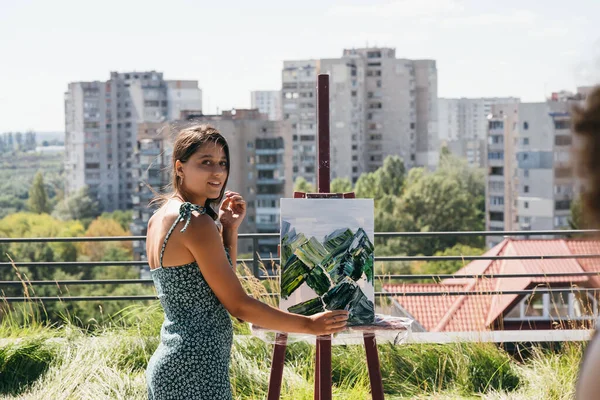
[{"xmin": 279, "ymin": 198, "xmax": 375, "ymax": 326}]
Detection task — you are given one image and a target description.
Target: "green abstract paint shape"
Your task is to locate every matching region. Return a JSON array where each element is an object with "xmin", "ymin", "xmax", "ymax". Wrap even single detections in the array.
[
  {"xmin": 280, "ymin": 255, "xmax": 310, "ymax": 299},
  {"xmin": 347, "ymin": 287, "xmax": 375, "ymax": 325},
  {"xmin": 287, "ymin": 296, "xmax": 325, "ymax": 316},
  {"xmin": 322, "ymin": 278, "xmax": 358, "ymax": 311},
  {"xmin": 305, "ymin": 264, "xmax": 331, "ymax": 296},
  {"xmin": 294, "ymin": 236, "xmax": 328, "ymax": 268}
]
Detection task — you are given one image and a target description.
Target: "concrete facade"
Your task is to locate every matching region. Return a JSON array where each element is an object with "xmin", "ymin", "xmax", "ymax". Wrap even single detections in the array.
[
  {"xmin": 485, "ymin": 93, "xmax": 585, "ymax": 247},
  {"xmin": 251, "ymin": 90, "xmax": 282, "ymax": 121},
  {"xmin": 65, "ymin": 72, "xmax": 201, "ymax": 212},
  {"xmin": 282, "ymin": 48, "xmax": 438, "ymax": 185},
  {"xmin": 130, "ymin": 110, "xmax": 293, "ymax": 260},
  {"xmin": 439, "ymin": 97, "xmax": 519, "ymax": 167},
  {"xmin": 166, "ymin": 80, "xmax": 202, "ymax": 120}
]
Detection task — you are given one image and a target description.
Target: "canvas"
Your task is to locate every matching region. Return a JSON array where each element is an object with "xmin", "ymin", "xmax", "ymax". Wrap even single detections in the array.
[{"xmin": 279, "ymin": 198, "xmax": 375, "ymax": 326}]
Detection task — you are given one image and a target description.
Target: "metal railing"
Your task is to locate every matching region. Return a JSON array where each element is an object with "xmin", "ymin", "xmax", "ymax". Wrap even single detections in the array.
[{"xmin": 1, "ymin": 229, "xmax": 600, "ymax": 303}]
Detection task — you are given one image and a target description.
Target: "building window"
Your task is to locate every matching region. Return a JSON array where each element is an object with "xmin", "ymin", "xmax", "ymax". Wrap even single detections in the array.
[
  {"xmin": 489, "ymin": 121, "xmax": 504, "ymax": 130},
  {"xmin": 504, "ymin": 290, "xmax": 597, "ymax": 321},
  {"xmin": 555, "ymin": 135, "xmax": 572, "ymax": 146},
  {"xmin": 524, "ymin": 201, "xmax": 529, "ymax": 209},
  {"xmin": 489, "ymin": 135, "xmax": 503, "ymax": 145},
  {"xmin": 522, "ymin": 137, "xmax": 529, "ymax": 145},
  {"xmin": 524, "ymin": 169, "xmax": 529, "ymax": 178},
  {"xmin": 524, "ymin": 185, "xmax": 529, "ymax": 193},
  {"xmin": 490, "ymin": 167, "xmax": 504, "ymax": 176},
  {"xmin": 490, "ymin": 196, "xmax": 504, "ymax": 206},
  {"xmin": 555, "ymin": 216, "xmax": 569, "ymax": 227},
  {"xmin": 555, "ymin": 200, "xmax": 571, "ymax": 210},
  {"xmin": 489, "ymin": 211, "xmax": 504, "ymax": 221},
  {"xmin": 523, "ymin": 121, "xmax": 529, "ymax": 130},
  {"xmin": 488, "ymin": 151, "xmax": 504, "ymax": 160}
]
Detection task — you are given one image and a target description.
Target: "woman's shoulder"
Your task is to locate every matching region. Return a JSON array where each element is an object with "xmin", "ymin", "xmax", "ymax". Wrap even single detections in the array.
[
  {"xmin": 148, "ymin": 201, "xmax": 184, "ymax": 229},
  {"xmin": 150, "ymin": 200, "xmax": 213, "ymax": 232}
]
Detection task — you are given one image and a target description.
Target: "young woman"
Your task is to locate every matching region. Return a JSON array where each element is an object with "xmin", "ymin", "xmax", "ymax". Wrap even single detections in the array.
[
  {"xmin": 572, "ymin": 87, "xmax": 600, "ymax": 399},
  {"xmin": 144, "ymin": 125, "xmax": 348, "ymax": 399}
]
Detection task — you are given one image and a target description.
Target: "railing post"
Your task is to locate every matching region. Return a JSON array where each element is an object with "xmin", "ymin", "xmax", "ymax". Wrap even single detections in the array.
[{"xmin": 253, "ymin": 236, "xmax": 260, "ymax": 278}]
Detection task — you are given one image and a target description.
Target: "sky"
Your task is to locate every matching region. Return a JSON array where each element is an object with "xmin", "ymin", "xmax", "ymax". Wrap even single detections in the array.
[
  {"xmin": 281, "ymin": 198, "xmax": 374, "ymax": 243},
  {"xmin": 0, "ymin": 0, "xmax": 599, "ymax": 132}
]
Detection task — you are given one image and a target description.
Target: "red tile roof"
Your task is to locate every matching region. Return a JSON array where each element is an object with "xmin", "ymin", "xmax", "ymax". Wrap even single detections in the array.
[
  {"xmin": 385, "ymin": 283, "xmax": 466, "ymax": 331},
  {"xmin": 383, "ymin": 238, "xmax": 600, "ymax": 332}
]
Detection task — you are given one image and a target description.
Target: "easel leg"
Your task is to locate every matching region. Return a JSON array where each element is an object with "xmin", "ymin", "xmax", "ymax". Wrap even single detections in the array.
[
  {"xmin": 267, "ymin": 333, "xmax": 288, "ymax": 400},
  {"xmin": 319, "ymin": 335, "xmax": 332, "ymax": 400},
  {"xmin": 314, "ymin": 339, "xmax": 320, "ymax": 399},
  {"xmin": 364, "ymin": 332, "xmax": 384, "ymax": 400}
]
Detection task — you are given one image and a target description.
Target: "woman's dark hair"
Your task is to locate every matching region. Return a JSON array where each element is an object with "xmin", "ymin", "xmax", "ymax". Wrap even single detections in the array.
[
  {"xmin": 572, "ymin": 86, "xmax": 600, "ymax": 228},
  {"xmin": 150, "ymin": 124, "xmax": 230, "ymax": 220}
]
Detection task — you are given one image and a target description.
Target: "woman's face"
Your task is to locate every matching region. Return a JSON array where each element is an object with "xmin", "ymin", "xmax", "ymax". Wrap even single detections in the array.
[{"xmin": 178, "ymin": 141, "xmax": 228, "ymax": 203}]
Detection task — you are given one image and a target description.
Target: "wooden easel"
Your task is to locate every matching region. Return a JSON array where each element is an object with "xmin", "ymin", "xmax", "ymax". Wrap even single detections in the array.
[{"xmin": 266, "ymin": 75, "xmax": 385, "ymax": 400}]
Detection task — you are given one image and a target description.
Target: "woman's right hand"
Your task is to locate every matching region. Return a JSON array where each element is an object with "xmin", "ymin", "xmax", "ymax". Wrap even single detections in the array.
[{"xmin": 308, "ymin": 310, "xmax": 349, "ymax": 335}]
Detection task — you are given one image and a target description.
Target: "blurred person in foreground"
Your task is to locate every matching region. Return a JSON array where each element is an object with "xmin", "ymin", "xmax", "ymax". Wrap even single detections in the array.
[
  {"xmin": 144, "ymin": 125, "xmax": 348, "ymax": 400},
  {"xmin": 573, "ymin": 86, "xmax": 600, "ymax": 399}
]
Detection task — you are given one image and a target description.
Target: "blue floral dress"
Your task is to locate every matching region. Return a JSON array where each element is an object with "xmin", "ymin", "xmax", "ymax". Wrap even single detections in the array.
[{"xmin": 146, "ymin": 202, "xmax": 234, "ymax": 400}]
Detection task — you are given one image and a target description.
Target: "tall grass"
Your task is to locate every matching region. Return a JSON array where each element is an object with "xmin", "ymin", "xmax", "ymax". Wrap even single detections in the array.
[
  {"xmin": 0, "ymin": 259, "xmax": 586, "ymax": 399},
  {"xmin": 0, "ymin": 323, "xmax": 583, "ymax": 400}
]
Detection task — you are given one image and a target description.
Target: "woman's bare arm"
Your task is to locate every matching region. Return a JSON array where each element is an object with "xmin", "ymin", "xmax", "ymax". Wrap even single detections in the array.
[
  {"xmin": 181, "ymin": 213, "xmax": 348, "ymax": 335},
  {"xmin": 222, "ymin": 226, "xmax": 237, "ymax": 267}
]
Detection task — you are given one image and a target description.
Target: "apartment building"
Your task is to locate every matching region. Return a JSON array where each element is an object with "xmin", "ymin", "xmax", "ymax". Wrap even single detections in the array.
[
  {"xmin": 64, "ymin": 71, "xmax": 202, "ymax": 212},
  {"xmin": 485, "ymin": 90, "xmax": 587, "ymax": 247},
  {"xmin": 438, "ymin": 97, "xmax": 519, "ymax": 167},
  {"xmin": 282, "ymin": 48, "xmax": 438, "ymax": 185},
  {"xmin": 130, "ymin": 109, "xmax": 293, "ymax": 260},
  {"xmin": 167, "ymin": 80, "xmax": 203, "ymax": 120},
  {"xmin": 250, "ymin": 90, "xmax": 282, "ymax": 121}
]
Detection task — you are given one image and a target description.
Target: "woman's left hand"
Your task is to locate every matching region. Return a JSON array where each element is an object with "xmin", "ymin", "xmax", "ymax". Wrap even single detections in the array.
[{"xmin": 219, "ymin": 191, "xmax": 246, "ymax": 230}]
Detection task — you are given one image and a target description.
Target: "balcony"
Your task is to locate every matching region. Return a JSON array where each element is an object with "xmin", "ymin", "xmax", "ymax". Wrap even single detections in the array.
[
  {"xmin": 257, "ymin": 178, "xmax": 284, "ymax": 185},
  {"xmin": 256, "ymin": 148, "xmax": 285, "ymax": 156},
  {"xmin": 256, "ymin": 163, "xmax": 280, "ymax": 170},
  {"xmin": 139, "ymin": 148, "xmax": 161, "ymax": 156}
]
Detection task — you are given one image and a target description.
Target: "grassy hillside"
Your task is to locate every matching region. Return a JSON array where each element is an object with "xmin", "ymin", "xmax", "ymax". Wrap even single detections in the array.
[{"xmin": 0, "ymin": 301, "xmax": 584, "ymax": 400}]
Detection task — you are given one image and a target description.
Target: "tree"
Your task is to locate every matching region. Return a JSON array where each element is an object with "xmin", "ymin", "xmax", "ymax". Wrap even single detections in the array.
[
  {"xmin": 377, "ymin": 156, "xmax": 406, "ymax": 198},
  {"xmin": 80, "ymin": 218, "xmax": 132, "ymax": 262},
  {"xmin": 355, "ymin": 172, "xmax": 381, "ymax": 199},
  {"xmin": 569, "ymin": 196, "xmax": 584, "ymax": 230},
  {"xmin": 52, "ymin": 186, "xmax": 100, "ymax": 222},
  {"xmin": 330, "ymin": 177, "xmax": 352, "ymax": 194},
  {"xmin": 0, "ymin": 212, "xmax": 84, "ymax": 284},
  {"xmin": 391, "ymin": 170, "xmax": 485, "ymax": 256},
  {"xmin": 28, "ymin": 171, "xmax": 50, "ymax": 214},
  {"xmin": 411, "ymin": 244, "xmax": 486, "ymax": 278},
  {"xmin": 101, "ymin": 210, "xmax": 133, "ymax": 231},
  {"xmin": 437, "ymin": 151, "xmax": 486, "ymax": 223},
  {"xmin": 293, "ymin": 177, "xmax": 315, "ymax": 193},
  {"xmin": 355, "ymin": 156, "xmax": 406, "ymax": 200}
]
